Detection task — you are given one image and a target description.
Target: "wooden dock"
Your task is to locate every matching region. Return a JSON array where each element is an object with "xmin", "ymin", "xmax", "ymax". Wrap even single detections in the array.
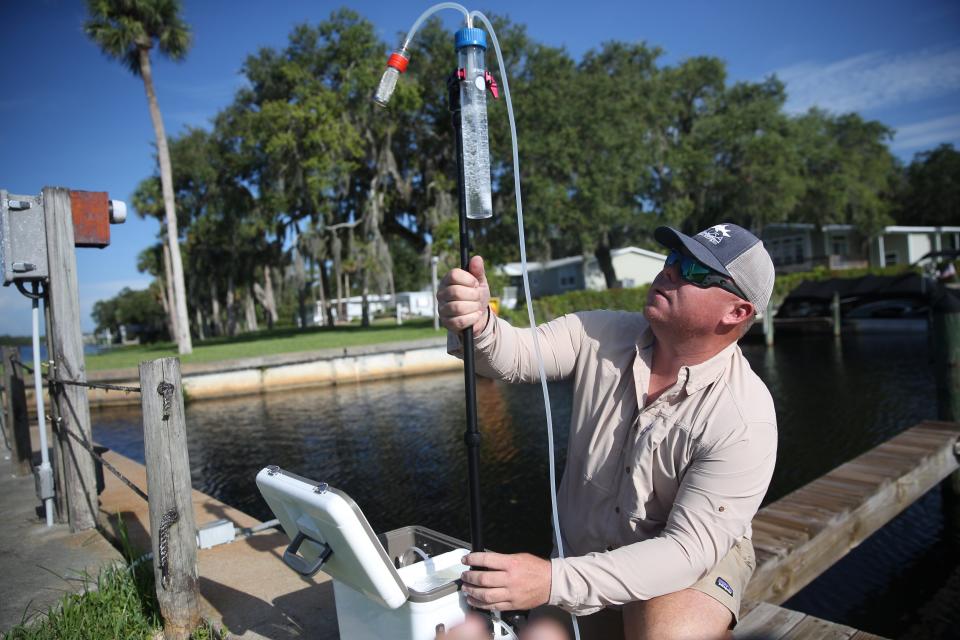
[
  {"xmin": 738, "ymin": 419, "xmax": 960, "ymax": 637},
  {"xmin": 735, "ymin": 601, "xmax": 885, "ymax": 639}
]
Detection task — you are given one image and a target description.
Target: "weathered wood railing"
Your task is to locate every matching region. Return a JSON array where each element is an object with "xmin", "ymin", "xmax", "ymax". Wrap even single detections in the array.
[{"xmin": 746, "ymin": 420, "xmax": 960, "ymax": 605}]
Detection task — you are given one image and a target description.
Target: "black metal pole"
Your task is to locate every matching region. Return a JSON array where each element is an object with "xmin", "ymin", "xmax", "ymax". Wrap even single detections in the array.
[{"xmin": 448, "ymin": 71, "xmax": 484, "ymax": 554}]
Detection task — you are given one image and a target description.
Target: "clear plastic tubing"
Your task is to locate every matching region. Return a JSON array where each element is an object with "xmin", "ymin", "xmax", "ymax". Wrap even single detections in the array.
[
  {"xmin": 374, "ymin": 3, "xmax": 471, "ymax": 108},
  {"xmin": 456, "ymin": 28, "xmax": 493, "ymax": 220},
  {"xmin": 379, "ymin": 5, "xmax": 579, "ymax": 637},
  {"xmin": 471, "ymin": 10, "xmax": 580, "ymax": 639},
  {"xmin": 402, "ymin": 2, "xmax": 472, "ymax": 51}
]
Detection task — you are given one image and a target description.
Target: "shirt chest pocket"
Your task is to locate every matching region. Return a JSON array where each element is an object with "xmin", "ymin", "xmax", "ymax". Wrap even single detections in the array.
[
  {"xmin": 623, "ymin": 413, "xmax": 674, "ymax": 520},
  {"xmin": 579, "ymin": 374, "xmax": 638, "ymax": 493}
]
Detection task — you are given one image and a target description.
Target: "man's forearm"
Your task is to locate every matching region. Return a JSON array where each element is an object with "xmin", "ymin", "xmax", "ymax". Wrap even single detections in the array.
[
  {"xmin": 446, "ymin": 311, "xmax": 581, "ymax": 383},
  {"xmin": 548, "ymin": 532, "xmax": 727, "ymax": 615}
]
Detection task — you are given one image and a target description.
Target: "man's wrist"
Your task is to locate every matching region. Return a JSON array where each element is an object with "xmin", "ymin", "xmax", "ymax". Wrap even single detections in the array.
[{"xmin": 476, "ymin": 305, "xmax": 492, "ymax": 334}]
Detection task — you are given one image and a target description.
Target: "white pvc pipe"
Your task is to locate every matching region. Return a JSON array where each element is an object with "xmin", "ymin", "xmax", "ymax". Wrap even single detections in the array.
[{"xmin": 32, "ymin": 296, "xmax": 53, "ymax": 527}]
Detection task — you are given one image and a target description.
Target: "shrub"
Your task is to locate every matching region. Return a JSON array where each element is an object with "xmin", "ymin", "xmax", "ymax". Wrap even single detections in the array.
[
  {"xmin": 498, "ymin": 263, "xmax": 919, "ymax": 327},
  {"xmin": 771, "ymin": 264, "xmax": 919, "ymax": 308},
  {"xmin": 501, "ymin": 285, "xmax": 651, "ymax": 327}
]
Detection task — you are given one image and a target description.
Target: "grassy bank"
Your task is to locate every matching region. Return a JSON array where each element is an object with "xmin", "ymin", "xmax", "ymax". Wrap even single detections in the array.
[
  {"xmin": 2, "ymin": 558, "xmax": 220, "ymax": 640},
  {"xmin": 85, "ymin": 318, "xmax": 441, "ymax": 372}
]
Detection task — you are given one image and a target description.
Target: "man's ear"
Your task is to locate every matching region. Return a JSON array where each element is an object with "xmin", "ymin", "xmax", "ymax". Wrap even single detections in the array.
[{"xmin": 720, "ymin": 299, "xmax": 754, "ymax": 330}]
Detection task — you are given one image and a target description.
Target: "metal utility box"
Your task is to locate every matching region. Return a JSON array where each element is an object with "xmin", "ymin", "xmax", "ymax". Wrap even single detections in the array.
[
  {"xmin": 0, "ymin": 191, "xmax": 48, "ymax": 286},
  {"xmin": 256, "ymin": 466, "xmax": 474, "ymax": 640}
]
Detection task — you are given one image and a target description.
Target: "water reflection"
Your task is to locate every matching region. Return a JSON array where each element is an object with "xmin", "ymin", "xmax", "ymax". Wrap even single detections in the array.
[{"xmin": 92, "ymin": 332, "xmax": 948, "ymax": 637}]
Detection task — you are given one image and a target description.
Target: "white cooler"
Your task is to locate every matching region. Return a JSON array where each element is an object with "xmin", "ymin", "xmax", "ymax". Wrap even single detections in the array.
[{"xmin": 256, "ymin": 465, "xmax": 473, "ymax": 640}]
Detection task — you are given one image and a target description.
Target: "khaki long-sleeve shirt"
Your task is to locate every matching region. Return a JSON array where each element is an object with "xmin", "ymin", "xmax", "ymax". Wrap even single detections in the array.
[{"xmin": 449, "ymin": 310, "xmax": 777, "ymax": 615}]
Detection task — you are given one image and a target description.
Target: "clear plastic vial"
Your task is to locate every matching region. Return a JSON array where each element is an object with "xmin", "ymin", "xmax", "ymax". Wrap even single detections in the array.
[
  {"xmin": 373, "ymin": 51, "xmax": 409, "ymax": 108},
  {"xmin": 456, "ymin": 29, "xmax": 493, "ymax": 220}
]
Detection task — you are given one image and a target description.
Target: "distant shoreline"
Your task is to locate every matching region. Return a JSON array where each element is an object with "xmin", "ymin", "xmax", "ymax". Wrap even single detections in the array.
[{"xmin": 22, "ymin": 336, "xmax": 460, "ymax": 408}]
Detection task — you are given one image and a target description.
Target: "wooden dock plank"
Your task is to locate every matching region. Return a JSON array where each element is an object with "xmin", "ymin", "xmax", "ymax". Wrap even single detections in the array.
[
  {"xmin": 734, "ymin": 601, "xmax": 806, "ymax": 640},
  {"xmin": 781, "ymin": 614, "xmax": 858, "ymax": 639},
  {"xmin": 787, "ymin": 485, "xmax": 868, "ymax": 510},
  {"xmin": 829, "ymin": 466, "xmax": 897, "ymax": 486},
  {"xmin": 750, "ymin": 518, "xmax": 812, "ymax": 545},
  {"xmin": 752, "ymin": 509, "xmax": 830, "ymax": 538},
  {"xmin": 747, "ymin": 421, "xmax": 960, "ymax": 605},
  {"xmin": 735, "ymin": 604, "xmax": 888, "ymax": 639}
]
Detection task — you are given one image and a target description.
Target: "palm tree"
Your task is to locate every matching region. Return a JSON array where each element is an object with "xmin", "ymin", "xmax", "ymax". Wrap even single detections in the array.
[{"xmin": 85, "ymin": 0, "xmax": 193, "ymax": 354}]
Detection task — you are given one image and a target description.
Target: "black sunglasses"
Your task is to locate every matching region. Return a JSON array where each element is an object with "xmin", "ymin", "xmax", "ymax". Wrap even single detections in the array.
[{"xmin": 664, "ymin": 250, "xmax": 749, "ymax": 301}]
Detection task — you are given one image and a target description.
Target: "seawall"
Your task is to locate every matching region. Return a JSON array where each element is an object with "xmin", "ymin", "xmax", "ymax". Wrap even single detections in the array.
[{"xmin": 40, "ymin": 337, "xmax": 459, "ymax": 408}]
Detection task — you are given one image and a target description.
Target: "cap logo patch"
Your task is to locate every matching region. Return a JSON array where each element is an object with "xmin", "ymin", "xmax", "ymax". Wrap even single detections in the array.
[
  {"xmin": 699, "ymin": 225, "xmax": 732, "ymax": 245},
  {"xmin": 716, "ymin": 577, "xmax": 734, "ymax": 597}
]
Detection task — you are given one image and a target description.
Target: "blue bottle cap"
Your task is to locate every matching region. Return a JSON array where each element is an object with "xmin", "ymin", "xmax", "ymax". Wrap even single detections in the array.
[{"xmin": 455, "ymin": 27, "xmax": 487, "ymax": 50}]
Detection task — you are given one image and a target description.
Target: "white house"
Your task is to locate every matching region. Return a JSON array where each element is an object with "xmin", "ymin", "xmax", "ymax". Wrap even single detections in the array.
[
  {"xmin": 761, "ymin": 224, "xmax": 960, "ymax": 272},
  {"xmin": 395, "ymin": 290, "xmax": 436, "ymax": 318},
  {"xmin": 314, "ymin": 290, "xmax": 436, "ymax": 324},
  {"xmin": 497, "ymin": 246, "xmax": 667, "ymax": 303},
  {"xmin": 871, "ymin": 226, "xmax": 960, "ymax": 267}
]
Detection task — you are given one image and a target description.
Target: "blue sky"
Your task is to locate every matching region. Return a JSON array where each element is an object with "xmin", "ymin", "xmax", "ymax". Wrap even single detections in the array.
[{"xmin": 1, "ymin": 0, "xmax": 958, "ymax": 336}]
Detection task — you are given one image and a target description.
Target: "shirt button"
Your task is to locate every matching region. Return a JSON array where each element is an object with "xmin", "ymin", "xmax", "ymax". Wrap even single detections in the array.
[
  {"xmin": 614, "ymin": 506, "xmax": 620, "ymax": 514},
  {"xmin": 606, "ymin": 545, "xmax": 614, "ymax": 552},
  {"xmin": 625, "ymin": 466, "xmax": 630, "ymax": 474}
]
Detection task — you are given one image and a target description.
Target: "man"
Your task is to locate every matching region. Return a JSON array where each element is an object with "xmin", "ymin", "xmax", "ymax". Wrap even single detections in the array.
[{"xmin": 437, "ymin": 223, "xmax": 778, "ymax": 639}]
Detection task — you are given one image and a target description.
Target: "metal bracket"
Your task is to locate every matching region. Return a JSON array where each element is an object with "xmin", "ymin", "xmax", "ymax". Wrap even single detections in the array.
[{"xmin": 157, "ymin": 382, "xmax": 175, "ymax": 420}]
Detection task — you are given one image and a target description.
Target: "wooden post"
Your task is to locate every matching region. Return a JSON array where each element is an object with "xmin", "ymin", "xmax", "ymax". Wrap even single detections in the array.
[
  {"xmin": 139, "ymin": 357, "xmax": 200, "ymax": 639},
  {"xmin": 42, "ymin": 186, "xmax": 97, "ymax": 531},
  {"xmin": 831, "ymin": 291, "xmax": 841, "ymax": 338},
  {"xmin": 932, "ymin": 286, "xmax": 960, "ymax": 495},
  {"xmin": 764, "ymin": 298, "xmax": 775, "ymax": 347},
  {"xmin": 2, "ymin": 346, "xmax": 32, "ymax": 475}
]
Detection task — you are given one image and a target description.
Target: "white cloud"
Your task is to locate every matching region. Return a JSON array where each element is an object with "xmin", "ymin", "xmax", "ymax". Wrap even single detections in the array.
[
  {"xmin": 891, "ymin": 114, "xmax": 960, "ymax": 151},
  {"xmin": 775, "ymin": 46, "xmax": 960, "ymax": 115}
]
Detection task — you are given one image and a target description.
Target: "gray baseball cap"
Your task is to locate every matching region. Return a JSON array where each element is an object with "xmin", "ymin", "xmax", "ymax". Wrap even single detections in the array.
[{"xmin": 654, "ymin": 223, "xmax": 775, "ymax": 312}]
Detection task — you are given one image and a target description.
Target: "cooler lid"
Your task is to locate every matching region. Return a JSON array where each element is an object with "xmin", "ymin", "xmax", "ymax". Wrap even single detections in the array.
[{"xmin": 256, "ymin": 466, "xmax": 409, "ymax": 609}]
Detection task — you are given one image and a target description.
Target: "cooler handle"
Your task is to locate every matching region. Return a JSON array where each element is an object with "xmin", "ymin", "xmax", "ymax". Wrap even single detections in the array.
[{"xmin": 283, "ymin": 530, "xmax": 333, "ymax": 577}]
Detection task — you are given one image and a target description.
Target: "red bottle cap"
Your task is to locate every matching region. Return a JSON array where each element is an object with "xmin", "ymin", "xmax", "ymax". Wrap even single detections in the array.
[{"xmin": 387, "ymin": 52, "xmax": 409, "ymax": 73}]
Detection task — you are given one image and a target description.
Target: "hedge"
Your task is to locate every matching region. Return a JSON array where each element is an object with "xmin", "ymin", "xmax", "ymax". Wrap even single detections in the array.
[
  {"xmin": 499, "ymin": 263, "xmax": 920, "ymax": 327},
  {"xmin": 501, "ymin": 285, "xmax": 651, "ymax": 326}
]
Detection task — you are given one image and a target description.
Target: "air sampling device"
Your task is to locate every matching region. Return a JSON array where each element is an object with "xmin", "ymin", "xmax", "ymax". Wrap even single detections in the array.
[{"xmin": 260, "ymin": 3, "xmax": 578, "ymax": 638}]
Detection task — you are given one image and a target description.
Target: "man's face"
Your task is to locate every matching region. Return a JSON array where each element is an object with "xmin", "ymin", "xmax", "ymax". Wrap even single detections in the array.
[{"xmin": 644, "ymin": 254, "xmax": 743, "ymax": 337}]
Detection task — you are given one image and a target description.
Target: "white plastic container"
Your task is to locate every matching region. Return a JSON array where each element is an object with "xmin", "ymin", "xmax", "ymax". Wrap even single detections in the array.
[
  {"xmin": 335, "ymin": 547, "xmax": 469, "ymax": 639},
  {"xmin": 256, "ymin": 466, "xmax": 471, "ymax": 640}
]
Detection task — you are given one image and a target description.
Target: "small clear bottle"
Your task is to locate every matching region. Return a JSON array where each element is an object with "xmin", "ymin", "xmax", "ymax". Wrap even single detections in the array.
[
  {"xmin": 455, "ymin": 28, "xmax": 493, "ymax": 220},
  {"xmin": 373, "ymin": 50, "xmax": 409, "ymax": 108}
]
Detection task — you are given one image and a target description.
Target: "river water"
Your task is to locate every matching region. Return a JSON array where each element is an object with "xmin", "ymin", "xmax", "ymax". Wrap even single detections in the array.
[{"xmin": 90, "ymin": 332, "xmax": 956, "ymax": 638}]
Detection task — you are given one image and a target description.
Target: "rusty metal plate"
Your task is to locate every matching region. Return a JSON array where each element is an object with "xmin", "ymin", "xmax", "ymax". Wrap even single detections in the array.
[{"xmin": 69, "ymin": 190, "xmax": 111, "ymax": 248}]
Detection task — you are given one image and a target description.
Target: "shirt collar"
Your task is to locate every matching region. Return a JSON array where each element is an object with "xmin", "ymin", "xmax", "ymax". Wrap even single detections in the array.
[
  {"xmin": 680, "ymin": 340, "xmax": 739, "ymax": 395},
  {"xmin": 635, "ymin": 329, "xmax": 738, "ymax": 398}
]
